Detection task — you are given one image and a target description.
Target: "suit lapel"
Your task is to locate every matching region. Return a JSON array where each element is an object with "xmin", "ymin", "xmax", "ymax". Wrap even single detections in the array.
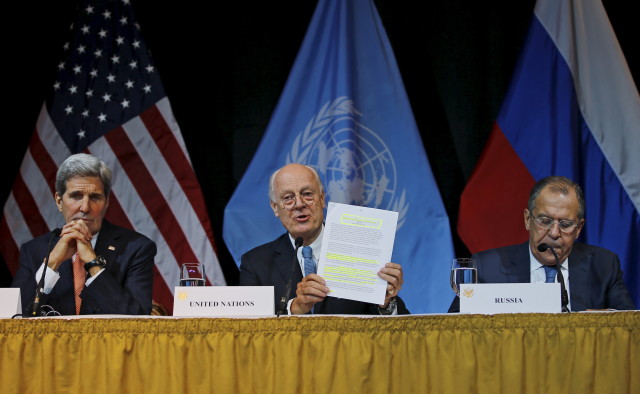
[
  {"xmin": 273, "ymin": 234, "xmax": 303, "ymax": 299},
  {"xmin": 94, "ymin": 220, "xmax": 120, "ymax": 264},
  {"xmin": 504, "ymin": 243, "xmax": 531, "ymax": 283},
  {"xmin": 566, "ymin": 243, "xmax": 590, "ymax": 312}
]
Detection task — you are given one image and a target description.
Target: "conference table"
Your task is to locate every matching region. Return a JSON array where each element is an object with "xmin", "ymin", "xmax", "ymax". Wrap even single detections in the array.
[{"xmin": 1, "ymin": 311, "xmax": 638, "ymax": 393}]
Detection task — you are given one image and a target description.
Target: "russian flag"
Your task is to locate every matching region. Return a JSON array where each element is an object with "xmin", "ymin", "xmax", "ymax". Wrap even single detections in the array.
[{"xmin": 458, "ymin": 0, "xmax": 640, "ymax": 306}]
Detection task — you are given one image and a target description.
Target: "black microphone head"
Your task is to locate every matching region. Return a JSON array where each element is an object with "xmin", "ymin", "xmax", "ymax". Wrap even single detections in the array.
[
  {"xmin": 294, "ymin": 237, "xmax": 303, "ymax": 247},
  {"xmin": 537, "ymin": 243, "xmax": 549, "ymax": 252},
  {"xmin": 52, "ymin": 228, "xmax": 62, "ymax": 236}
]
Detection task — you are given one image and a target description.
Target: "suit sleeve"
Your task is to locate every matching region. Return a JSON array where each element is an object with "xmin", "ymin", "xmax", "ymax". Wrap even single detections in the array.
[
  {"xmin": 604, "ymin": 253, "xmax": 636, "ymax": 310},
  {"xmin": 11, "ymin": 242, "xmax": 44, "ymax": 316},
  {"xmin": 81, "ymin": 237, "xmax": 156, "ymax": 315}
]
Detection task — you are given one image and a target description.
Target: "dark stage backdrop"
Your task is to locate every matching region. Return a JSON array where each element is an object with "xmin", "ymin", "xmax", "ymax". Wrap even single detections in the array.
[{"xmin": 2, "ymin": 1, "xmax": 637, "ymax": 286}]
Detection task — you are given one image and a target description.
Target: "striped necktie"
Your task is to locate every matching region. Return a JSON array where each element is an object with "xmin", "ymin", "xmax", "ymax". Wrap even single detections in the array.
[{"xmin": 72, "ymin": 254, "xmax": 85, "ymax": 314}]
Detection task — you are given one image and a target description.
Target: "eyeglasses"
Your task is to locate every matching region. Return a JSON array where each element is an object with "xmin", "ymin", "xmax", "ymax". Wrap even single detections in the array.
[
  {"xmin": 530, "ymin": 214, "xmax": 579, "ymax": 234},
  {"xmin": 280, "ymin": 191, "xmax": 316, "ymax": 210}
]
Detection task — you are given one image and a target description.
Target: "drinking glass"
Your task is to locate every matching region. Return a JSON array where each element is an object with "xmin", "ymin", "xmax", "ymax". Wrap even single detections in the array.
[
  {"xmin": 180, "ymin": 263, "xmax": 206, "ymax": 286},
  {"xmin": 450, "ymin": 258, "xmax": 477, "ymax": 296}
]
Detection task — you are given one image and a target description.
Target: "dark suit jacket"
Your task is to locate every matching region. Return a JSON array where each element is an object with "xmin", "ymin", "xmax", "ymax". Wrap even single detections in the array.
[
  {"xmin": 12, "ymin": 220, "xmax": 157, "ymax": 315},
  {"xmin": 449, "ymin": 242, "xmax": 636, "ymax": 312},
  {"xmin": 240, "ymin": 233, "xmax": 409, "ymax": 315}
]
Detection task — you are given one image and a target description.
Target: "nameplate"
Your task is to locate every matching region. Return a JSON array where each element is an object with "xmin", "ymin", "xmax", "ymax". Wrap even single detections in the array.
[
  {"xmin": 459, "ymin": 283, "xmax": 561, "ymax": 314},
  {"xmin": 173, "ymin": 286, "xmax": 274, "ymax": 317},
  {"xmin": 0, "ymin": 288, "xmax": 21, "ymax": 318}
]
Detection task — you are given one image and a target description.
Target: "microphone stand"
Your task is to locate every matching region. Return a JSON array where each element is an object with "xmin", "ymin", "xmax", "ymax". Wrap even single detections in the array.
[
  {"xmin": 32, "ymin": 228, "xmax": 61, "ymax": 316},
  {"xmin": 538, "ymin": 243, "xmax": 570, "ymax": 313},
  {"xmin": 277, "ymin": 237, "xmax": 303, "ymax": 317}
]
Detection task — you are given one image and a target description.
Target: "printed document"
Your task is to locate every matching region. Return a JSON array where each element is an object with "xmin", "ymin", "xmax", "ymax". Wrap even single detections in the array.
[{"xmin": 317, "ymin": 202, "xmax": 398, "ymax": 305}]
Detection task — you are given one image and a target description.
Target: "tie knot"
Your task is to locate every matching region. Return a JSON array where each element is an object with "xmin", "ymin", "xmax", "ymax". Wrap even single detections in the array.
[
  {"xmin": 543, "ymin": 265, "xmax": 558, "ymax": 283},
  {"xmin": 302, "ymin": 246, "xmax": 313, "ymax": 258}
]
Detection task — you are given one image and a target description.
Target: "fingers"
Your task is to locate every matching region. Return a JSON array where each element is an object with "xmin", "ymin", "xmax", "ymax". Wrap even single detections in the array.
[
  {"xmin": 290, "ymin": 274, "xmax": 329, "ymax": 314},
  {"xmin": 49, "ymin": 220, "xmax": 96, "ymax": 265},
  {"xmin": 61, "ymin": 219, "xmax": 93, "ymax": 243},
  {"xmin": 378, "ymin": 262, "xmax": 404, "ymax": 292},
  {"xmin": 296, "ymin": 274, "xmax": 329, "ymax": 300}
]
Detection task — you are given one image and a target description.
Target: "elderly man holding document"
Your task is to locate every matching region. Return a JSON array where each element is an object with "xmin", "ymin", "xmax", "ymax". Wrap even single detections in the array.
[{"xmin": 239, "ymin": 163, "xmax": 409, "ymax": 315}]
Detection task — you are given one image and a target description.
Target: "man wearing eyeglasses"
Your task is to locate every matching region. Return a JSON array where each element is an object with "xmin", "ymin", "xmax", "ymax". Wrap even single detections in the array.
[
  {"xmin": 449, "ymin": 176, "xmax": 635, "ymax": 312},
  {"xmin": 239, "ymin": 163, "xmax": 409, "ymax": 315}
]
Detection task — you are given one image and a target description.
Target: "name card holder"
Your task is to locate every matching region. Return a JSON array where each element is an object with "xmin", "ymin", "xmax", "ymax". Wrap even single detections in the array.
[
  {"xmin": 0, "ymin": 288, "xmax": 22, "ymax": 318},
  {"xmin": 173, "ymin": 286, "xmax": 274, "ymax": 317},
  {"xmin": 460, "ymin": 283, "xmax": 561, "ymax": 314}
]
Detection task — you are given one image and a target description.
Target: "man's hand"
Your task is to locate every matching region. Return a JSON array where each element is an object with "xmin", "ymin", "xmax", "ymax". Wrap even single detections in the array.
[
  {"xmin": 47, "ymin": 220, "xmax": 96, "ymax": 271},
  {"xmin": 378, "ymin": 262, "xmax": 404, "ymax": 308},
  {"xmin": 290, "ymin": 274, "xmax": 330, "ymax": 315}
]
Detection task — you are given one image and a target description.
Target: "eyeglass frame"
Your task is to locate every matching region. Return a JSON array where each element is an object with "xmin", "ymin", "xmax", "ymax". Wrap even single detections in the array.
[
  {"xmin": 279, "ymin": 191, "xmax": 317, "ymax": 211},
  {"xmin": 527, "ymin": 211, "xmax": 581, "ymax": 234}
]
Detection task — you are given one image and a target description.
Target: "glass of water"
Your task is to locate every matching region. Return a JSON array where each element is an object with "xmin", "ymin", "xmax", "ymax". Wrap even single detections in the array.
[
  {"xmin": 450, "ymin": 258, "xmax": 477, "ymax": 296},
  {"xmin": 180, "ymin": 263, "xmax": 206, "ymax": 286}
]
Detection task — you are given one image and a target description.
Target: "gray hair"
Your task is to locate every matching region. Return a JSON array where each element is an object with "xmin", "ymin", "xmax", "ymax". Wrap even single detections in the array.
[
  {"xmin": 55, "ymin": 153, "xmax": 112, "ymax": 197},
  {"xmin": 528, "ymin": 176, "xmax": 585, "ymax": 220},
  {"xmin": 269, "ymin": 164, "xmax": 324, "ymax": 202}
]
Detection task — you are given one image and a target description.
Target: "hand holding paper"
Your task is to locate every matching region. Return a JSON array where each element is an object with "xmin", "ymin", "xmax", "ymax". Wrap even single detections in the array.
[
  {"xmin": 378, "ymin": 262, "xmax": 403, "ymax": 308},
  {"xmin": 290, "ymin": 274, "xmax": 330, "ymax": 315}
]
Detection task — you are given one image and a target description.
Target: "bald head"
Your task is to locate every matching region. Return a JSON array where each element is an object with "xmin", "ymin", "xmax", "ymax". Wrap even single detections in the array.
[{"xmin": 269, "ymin": 163, "xmax": 326, "ymax": 245}]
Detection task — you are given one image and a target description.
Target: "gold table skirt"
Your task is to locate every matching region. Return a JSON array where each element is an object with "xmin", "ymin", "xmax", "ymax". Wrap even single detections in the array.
[{"xmin": 1, "ymin": 312, "xmax": 638, "ymax": 394}]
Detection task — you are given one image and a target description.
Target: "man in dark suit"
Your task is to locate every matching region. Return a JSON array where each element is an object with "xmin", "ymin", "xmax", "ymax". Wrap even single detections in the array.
[
  {"xmin": 240, "ymin": 163, "xmax": 408, "ymax": 315},
  {"xmin": 449, "ymin": 176, "xmax": 635, "ymax": 312},
  {"xmin": 12, "ymin": 153, "xmax": 156, "ymax": 316}
]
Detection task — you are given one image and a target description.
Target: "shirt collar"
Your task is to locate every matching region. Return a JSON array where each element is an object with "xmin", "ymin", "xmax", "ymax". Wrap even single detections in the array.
[
  {"xmin": 288, "ymin": 225, "xmax": 324, "ymax": 260},
  {"xmin": 528, "ymin": 243, "xmax": 568, "ymax": 274}
]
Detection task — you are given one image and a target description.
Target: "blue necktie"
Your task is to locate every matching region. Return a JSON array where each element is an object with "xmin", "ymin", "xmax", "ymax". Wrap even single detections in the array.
[
  {"xmin": 302, "ymin": 246, "xmax": 316, "ymax": 314},
  {"xmin": 543, "ymin": 265, "xmax": 558, "ymax": 283},
  {"xmin": 302, "ymin": 246, "xmax": 316, "ymax": 277}
]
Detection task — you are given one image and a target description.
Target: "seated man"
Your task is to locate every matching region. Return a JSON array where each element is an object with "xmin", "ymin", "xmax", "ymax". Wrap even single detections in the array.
[
  {"xmin": 449, "ymin": 176, "xmax": 635, "ymax": 312},
  {"xmin": 12, "ymin": 153, "xmax": 156, "ymax": 315},
  {"xmin": 240, "ymin": 163, "xmax": 409, "ymax": 315}
]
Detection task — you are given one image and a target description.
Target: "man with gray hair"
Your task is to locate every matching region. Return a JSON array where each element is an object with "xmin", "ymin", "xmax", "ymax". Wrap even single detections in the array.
[
  {"xmin": 240, "ymin": 163, "xmax": 409, "ymax": 315},
  {"xmin": 449, "ymin": 176, "xmax": 635, "ymax": 312},
  {"xmin": 12, "ymin": 153, "xmax": 156, "ymax": 315}
]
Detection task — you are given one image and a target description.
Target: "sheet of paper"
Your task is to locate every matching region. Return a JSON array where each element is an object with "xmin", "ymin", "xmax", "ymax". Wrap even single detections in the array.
[{"xmin": 317, "ymin": 202, "xmax": 398, "ymax": 305}]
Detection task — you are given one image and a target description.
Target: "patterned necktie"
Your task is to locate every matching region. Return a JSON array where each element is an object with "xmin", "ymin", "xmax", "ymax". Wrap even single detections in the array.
[
  {"xmin": 302, "ymin": 246, "xmax": 316, "ymax": 314},
  {"xmin": 302, "ymin": 246, "xmax": 316, "ymax": 277},
  {"xmin": 543, "ymin": 265, "xmax": 558, "ymax": 283},
  {"xmin": 72, "ymin": 254, "xmax": 85, "ymax": 314}
]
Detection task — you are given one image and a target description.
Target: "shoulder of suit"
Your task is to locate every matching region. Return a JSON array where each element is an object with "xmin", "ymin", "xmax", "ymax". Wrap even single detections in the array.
[
  {"xmin": 571, "ymin": 242, "xmax": 617, "ymax": 258},
  {"xmin": 100, "ymin": 220, "xmax": 154, "ymax": 244},
  {"xmin": 472, "ymin": 242, "xmax": 527, "ymax": 259},
  {"xmin": 241, "ymin": 232, "xmax": 290, "ymax": 259}
]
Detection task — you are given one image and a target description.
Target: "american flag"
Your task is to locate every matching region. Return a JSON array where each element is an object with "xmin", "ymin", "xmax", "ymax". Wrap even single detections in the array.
[{"xmin": 0, "ymin": 0, "xmax": 225, "ymax": 313}]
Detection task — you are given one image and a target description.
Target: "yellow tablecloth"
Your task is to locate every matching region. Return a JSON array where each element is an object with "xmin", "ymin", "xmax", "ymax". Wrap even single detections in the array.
[{"xmin": 1, "ymin": 312, "xmax": 638, "ymax": 394}]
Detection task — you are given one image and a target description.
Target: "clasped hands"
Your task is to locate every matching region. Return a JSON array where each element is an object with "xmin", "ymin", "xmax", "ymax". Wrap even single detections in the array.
[
  {"xmin": 290, "ymin": 262, "xmax": 404, "ymax": 315},
  {"xmin": 47, "ymin": 219, "xmax": 97, "ymax": 272}
]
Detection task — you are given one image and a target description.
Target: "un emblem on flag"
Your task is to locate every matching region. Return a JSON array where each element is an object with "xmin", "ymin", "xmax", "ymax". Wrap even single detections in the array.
[{"xmin": 287, "ymin": 96, "xmax": 408, "ymax": 229}]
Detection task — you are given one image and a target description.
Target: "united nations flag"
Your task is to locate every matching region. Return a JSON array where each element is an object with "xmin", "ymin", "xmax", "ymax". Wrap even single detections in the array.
[{"xmin": 223, "ymin": 0, "xmax": 455, "ymax": 313}]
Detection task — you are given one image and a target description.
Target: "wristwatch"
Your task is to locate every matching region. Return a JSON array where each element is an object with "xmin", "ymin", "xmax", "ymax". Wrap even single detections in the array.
[
  {"xmin": 379, "ymin": 297, "xmax": 397, "ymax": 315},
  {"xmin": 84, "ymin": 255, "xmax": 107, "ymax": 272}
]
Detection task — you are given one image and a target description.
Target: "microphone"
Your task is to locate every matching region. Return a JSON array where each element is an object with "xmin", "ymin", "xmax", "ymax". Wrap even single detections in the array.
[
  {"xmin": 277, "ymin": 236, "xmax": 303, "ymax": 317},
  {"xmin": 32, "ymin": 228, "xmax": 61, "ymax": 316},
  {"xmin": 537, "ymin": 243, "xmax": 570, "ymax": 313}
]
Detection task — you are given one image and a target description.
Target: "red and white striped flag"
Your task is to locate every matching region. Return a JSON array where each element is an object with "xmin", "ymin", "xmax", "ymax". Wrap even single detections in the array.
[{"xmin": 0, "ymin": 0, "xmax": 225, "ymax": 313}]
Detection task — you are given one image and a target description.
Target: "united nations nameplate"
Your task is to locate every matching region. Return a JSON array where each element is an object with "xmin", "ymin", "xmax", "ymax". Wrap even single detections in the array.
[{"xmin": 173, "ymin": 286, "xmax": 274, "ymax": 317}]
